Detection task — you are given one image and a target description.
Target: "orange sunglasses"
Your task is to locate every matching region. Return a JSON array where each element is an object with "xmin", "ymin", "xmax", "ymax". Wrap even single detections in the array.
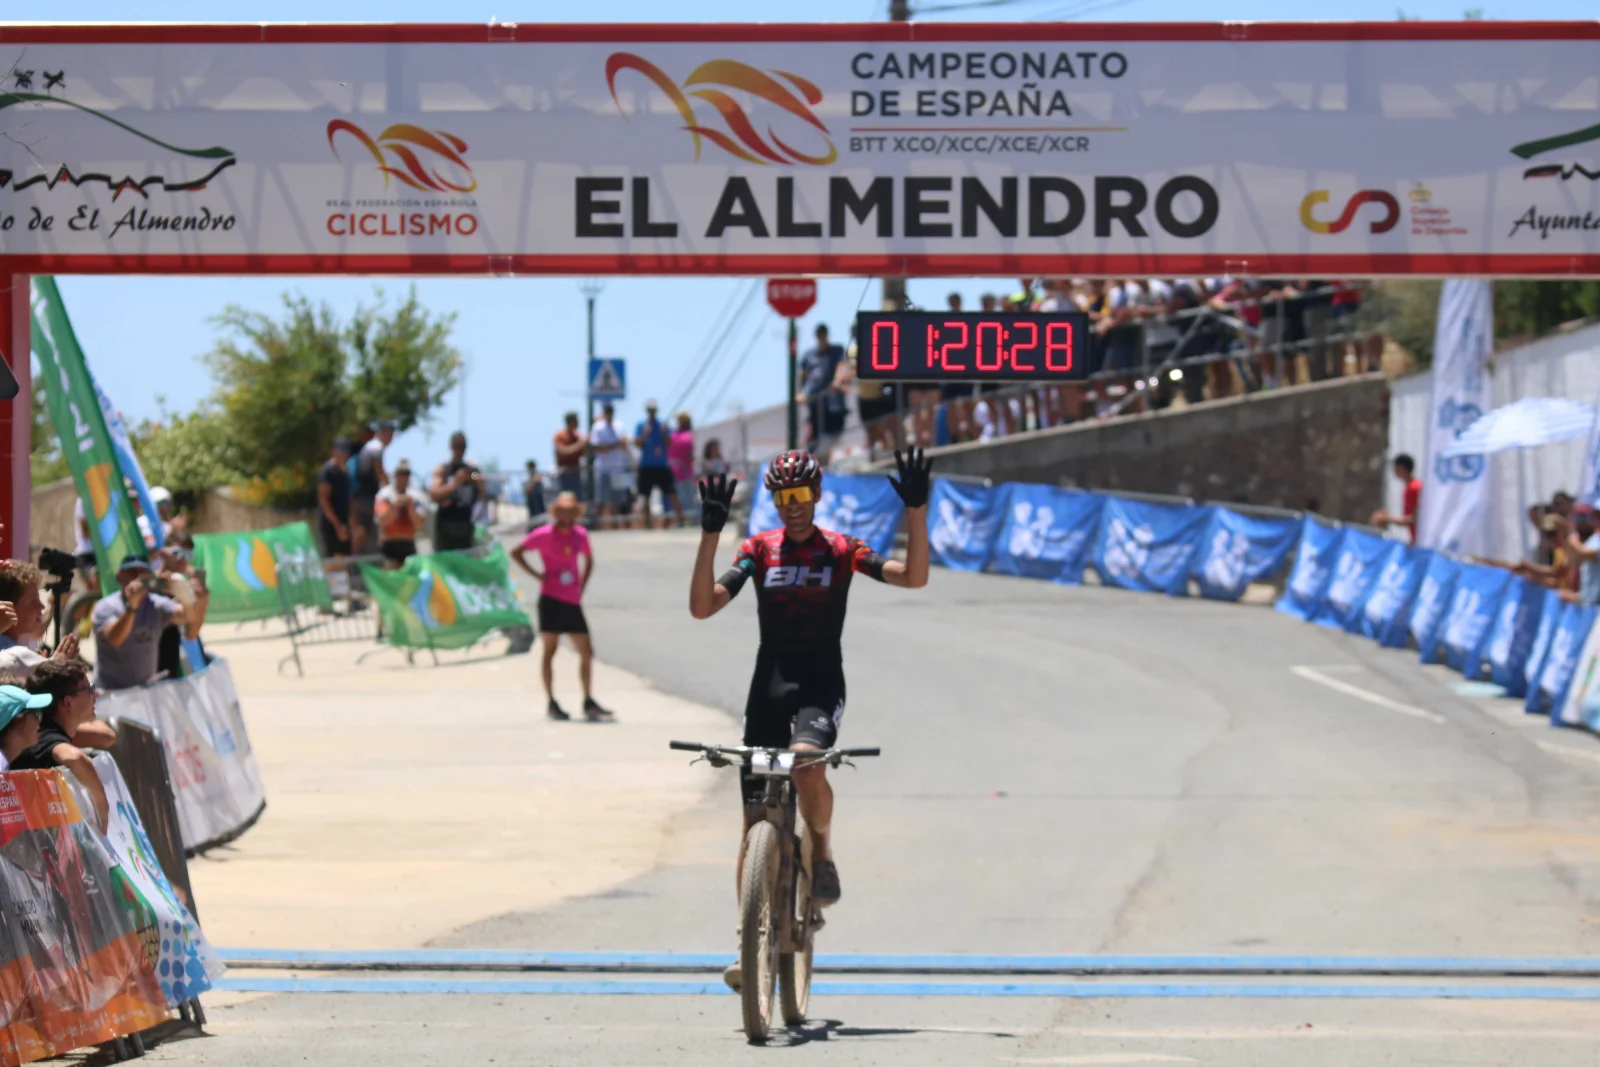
[{"xmin": 773, "ymin": 485, "xmax": 818, "ymax": 506}]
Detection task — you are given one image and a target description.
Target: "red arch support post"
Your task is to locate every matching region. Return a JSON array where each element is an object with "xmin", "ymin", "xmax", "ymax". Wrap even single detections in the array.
[{"xmin": 0, "ymin": 274, "xmax": 31, "ymax": 561}]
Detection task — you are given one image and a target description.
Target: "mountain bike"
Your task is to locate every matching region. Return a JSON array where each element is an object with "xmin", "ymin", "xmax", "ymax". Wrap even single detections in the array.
[{"xmin": 669, "ymin": 740, "xmax": 879, "ymax": 1042}]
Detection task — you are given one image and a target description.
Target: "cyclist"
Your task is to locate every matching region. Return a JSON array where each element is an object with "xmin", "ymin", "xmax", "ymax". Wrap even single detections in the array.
[{"xmin": 689, "ymin": 447, "xmax": 933, "ymax": 989}]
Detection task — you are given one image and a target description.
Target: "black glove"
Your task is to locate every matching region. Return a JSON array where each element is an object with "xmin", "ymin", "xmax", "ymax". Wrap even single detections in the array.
[
  {"xmin": 888, "ymin": 447, "xmax": 933, "ymax": 509},
  {"xmin": 698, "ymin": 474, "xmax": 738, "ymax": 534}
]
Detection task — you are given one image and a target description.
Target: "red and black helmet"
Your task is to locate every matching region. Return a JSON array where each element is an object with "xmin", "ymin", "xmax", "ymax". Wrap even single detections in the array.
[{"xmin": 764, "ymin": 450, "xmax": 822, "ymax": 492}]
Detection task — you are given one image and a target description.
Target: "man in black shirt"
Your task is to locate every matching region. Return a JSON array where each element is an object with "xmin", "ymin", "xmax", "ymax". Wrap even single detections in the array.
[
  {"xmin": 318, "ymin": 437, "xmax": 354, "ymax": 559},
  {"xmin": 523, "ymin": 459, "xmax": 547, "ymax": 530},
  {"xmin": 11, "ymin": 660, "xmax": 113, "ymax": 830},
  {"xmin": 430, "ymin": 431, "xmax": 483, "ymax": 552}
]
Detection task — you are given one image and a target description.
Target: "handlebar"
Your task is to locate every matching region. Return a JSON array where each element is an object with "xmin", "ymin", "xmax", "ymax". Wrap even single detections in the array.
[{"xmin": 668, "ymin": 740, "xmax": 880, "ymax": 762}]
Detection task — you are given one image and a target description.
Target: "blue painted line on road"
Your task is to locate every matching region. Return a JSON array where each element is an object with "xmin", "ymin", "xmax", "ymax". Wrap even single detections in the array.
[
  {"xmin": 216, "ymin": 948, "xmax": 1600, "ymax": 977},
  {"xmin": 215, "ymin": 976, "xmax": 1600, "ymax": 1000}
]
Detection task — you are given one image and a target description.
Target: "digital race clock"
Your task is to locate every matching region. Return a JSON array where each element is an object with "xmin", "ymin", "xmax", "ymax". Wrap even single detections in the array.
[{"xmin": 853, "ymin": 311, "xmax": 1091, "ymax": 381}]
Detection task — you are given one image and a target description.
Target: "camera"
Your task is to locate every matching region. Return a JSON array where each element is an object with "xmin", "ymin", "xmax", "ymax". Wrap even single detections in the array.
[{"xmin": 37, "ymin": 546, "xmax": 75, "ymax": 596}]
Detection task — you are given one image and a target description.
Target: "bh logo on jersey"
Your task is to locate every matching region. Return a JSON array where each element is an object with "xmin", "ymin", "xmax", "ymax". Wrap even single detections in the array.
[{"xmin": 765, "ymin": 565, "xmax": 833, "ymax": 588}]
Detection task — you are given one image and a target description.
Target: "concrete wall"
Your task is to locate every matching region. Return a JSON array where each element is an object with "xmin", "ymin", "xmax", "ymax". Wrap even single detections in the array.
[{"xmin": 928, "ymin": 374, "xmax": 1390, "ymax": 522}]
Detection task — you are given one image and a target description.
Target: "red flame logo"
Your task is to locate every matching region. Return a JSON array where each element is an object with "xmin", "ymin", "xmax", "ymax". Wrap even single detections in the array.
[
  {"xmin": 606, "ymin": 53, "xmax": 837, "ymax": 167},
  {"xmin": 327, "ymin": 120, "xmax": 476, "ymax": 193}
]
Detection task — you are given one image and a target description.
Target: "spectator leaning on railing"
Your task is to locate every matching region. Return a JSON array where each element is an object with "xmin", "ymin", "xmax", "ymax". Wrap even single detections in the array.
[
  {"xmin": 0, "ymin": 684, "xmax": 48, "ymax": 772},
  {"xmin": 0, "ymin": 560, "xmax": 79, "ymax": 672},
  {"xmin": 8, "ymin": 662, "xmax": 114, "ymax": 830},
  {"xmin": 91, "ymin": 555, "xmax": 208, "ymax": 691}
]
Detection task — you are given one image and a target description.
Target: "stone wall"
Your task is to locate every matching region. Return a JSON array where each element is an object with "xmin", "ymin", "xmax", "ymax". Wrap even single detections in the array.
[{"xmin": 926, "ymin": 374, "xmax": 1390, "ymax": 522}]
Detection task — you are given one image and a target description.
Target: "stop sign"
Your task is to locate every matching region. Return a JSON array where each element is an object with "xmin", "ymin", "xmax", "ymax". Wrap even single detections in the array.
[{"xmin": 766, "ymin": 277, "xmax": 817, "ymax": 319}]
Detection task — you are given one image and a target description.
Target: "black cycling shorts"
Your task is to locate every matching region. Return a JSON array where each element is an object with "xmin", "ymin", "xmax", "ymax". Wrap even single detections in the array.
[{"xmin": 739, "ymin": 657, "xmax": 844, "ymax": 803}]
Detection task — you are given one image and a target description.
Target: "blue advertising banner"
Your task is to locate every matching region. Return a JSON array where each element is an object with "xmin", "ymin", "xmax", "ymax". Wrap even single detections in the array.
[
  {"xmin": 1355, "ymin": 544, "xmax": 1427, "ymax": 647},
  {"xmin": 1557, "ymin": 607, "xmax": 1600, "ymax": 730},
  {"xmin": 928, "ymin": 480, "xmax": 1008, "ymax": 573},
  {"xmin": 1192, "ymin": 509, "xmax": 1303, "ymax": 602},
  {"xmin": 990, "ymin": 485, "xmax": 1103, "ymax": 584},
  {"xmin": 746, "ymin": 473, "xmax": 904, "ymax": 556},
  {"xmin": 1438, "ymin": 564, "xmax": 1513, "ymax": 676},
  {"xmin": 1091, "ymin": 497, "xmax": 1210, "ymax": 596},
  {"xmin": 1532, "ymin": 603, "xmax": 1597, "ymax": 719},
  {"xmin": 815, "ymin": 474, "xmax": 905, "ymax": 556},
  {"xmin": 1311, "ymin": 528, "xmax": 1395, "ymax": 630},
  {"xmin": 1483, "ymin": 578, "xmax": 1547, "ymax": 697},
  {"xmin": 1275, "ymin": 519, "xmax": 1344, "ymax": 620},
  {"xmin": 1409, "ymin": 553, "xmax": 1462, "ymax": 664},
  {"xmin": 1521, "ymin": 587, "xmax": 1563, "ymax": 707}
]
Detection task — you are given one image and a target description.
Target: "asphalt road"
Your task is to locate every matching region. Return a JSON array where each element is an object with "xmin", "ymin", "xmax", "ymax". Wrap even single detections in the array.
[{"xmin": 158, "ymin": 529, "xmax": 1600, "ymax": 1065}]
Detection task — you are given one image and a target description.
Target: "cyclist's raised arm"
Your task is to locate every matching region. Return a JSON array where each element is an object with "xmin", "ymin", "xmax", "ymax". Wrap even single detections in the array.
[
  {"xmin": 690, "ymin": 475, "xmax": 744, "ymax": 619},
  {"xmin": 879, "ymin": 503, "xmax": 929, "ymax": 588},
  {"xmin": 880, "ymin": 448, "xmax": 933, "ymax": 589}
]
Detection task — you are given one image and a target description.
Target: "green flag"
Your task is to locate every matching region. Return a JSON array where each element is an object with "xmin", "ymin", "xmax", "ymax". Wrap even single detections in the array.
[
  {"xmin": 191, "ymin": 521, "xmax": 333, "ymax": 623},
  {"xmin": 359, "ymin": 544, "xmax": 530, "ymax": 650},
  {"xmin": 31, "ymin": 276, "xmax": 145, "ymax": 593}
]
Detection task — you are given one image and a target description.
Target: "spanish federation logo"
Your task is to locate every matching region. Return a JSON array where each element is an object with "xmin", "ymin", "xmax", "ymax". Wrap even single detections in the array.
[
  {"xmin": 326, "ymin": 120, "xmax": 476, "ymax": 193},
  {"xmin": 605, "ymin": 53, "xmax": 836, "ymax": 166}
]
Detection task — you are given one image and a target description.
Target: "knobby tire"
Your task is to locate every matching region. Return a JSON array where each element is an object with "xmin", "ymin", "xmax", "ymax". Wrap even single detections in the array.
[{"xmin": 739, "ymin": 820, "xmax": 781, "ymax": 1042}]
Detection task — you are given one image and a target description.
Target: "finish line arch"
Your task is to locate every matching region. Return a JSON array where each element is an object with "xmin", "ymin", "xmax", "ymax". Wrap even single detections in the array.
[{"xmin": 1, "ymin": 18, "xmax": 1596, "ymax": 546}]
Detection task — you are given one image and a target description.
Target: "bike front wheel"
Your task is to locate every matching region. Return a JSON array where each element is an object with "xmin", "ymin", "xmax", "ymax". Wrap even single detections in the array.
[{"xmin": 739, "ymin": 819, "xmax": 781, "ymax": 1042}]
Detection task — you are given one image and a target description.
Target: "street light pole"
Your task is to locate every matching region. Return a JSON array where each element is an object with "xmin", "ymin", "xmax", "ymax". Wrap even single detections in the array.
[{"xmin": 580, "ymin": 279, "xmax": 604, "ymax": 510}]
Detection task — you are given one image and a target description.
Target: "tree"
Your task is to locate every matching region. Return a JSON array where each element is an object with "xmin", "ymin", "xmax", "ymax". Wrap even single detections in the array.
[
  {"xmin": 29, "ymin": 379, "xmax": 69, "ymax": 484},
  {"xmin": 200, "ymin": 287, "xmax": 460, "ymax": 507},
  {"xmin": 134, "ymin": 407, "xmax": 244, "ymax": 502}
]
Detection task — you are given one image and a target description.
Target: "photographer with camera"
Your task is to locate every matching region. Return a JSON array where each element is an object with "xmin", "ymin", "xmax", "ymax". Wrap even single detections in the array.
[
  {"xmin": 0, "ymin": 556, "xmax": 80, "ymax": 673},
  {"xmin": 91, "ymin": 555, "xmax": 209, "ymax": 691}
]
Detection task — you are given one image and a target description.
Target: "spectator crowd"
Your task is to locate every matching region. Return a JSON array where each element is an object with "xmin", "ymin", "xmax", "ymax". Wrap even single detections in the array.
[{"xmin": 798, "ymin": 276, "xmax": 1375, "ymax": 462}]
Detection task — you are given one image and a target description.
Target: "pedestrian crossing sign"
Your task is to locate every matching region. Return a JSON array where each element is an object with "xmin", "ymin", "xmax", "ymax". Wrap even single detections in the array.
[{"xmin": 588, "ymin": 357, "xmax": 626, "ymax": 400}]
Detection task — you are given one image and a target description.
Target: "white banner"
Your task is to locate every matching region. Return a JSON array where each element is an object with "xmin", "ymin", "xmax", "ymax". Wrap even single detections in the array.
[
  {"xmin": 1417, "ymin": 280, "xmax": 1494, "ymax": 556},
  {"xmin": 99, "ymin": 659, "xmax": 266, "ymax": 852},
  {"xmin": 2, "ymin": 26, "xmax": 1600, "ymax": 273},
  {"xmin": 90, "ymin": 757, "xmax": 225, "ymax": 1004}
]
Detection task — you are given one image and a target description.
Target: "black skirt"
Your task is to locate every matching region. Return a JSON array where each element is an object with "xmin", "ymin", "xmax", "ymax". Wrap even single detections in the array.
[{"xmin": 537, "ymin": 595, "xmax": 589, "ymax": 635}]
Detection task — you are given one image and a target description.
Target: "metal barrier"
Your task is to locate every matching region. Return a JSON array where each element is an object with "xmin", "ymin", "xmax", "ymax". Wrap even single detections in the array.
[
  {"xmin": 278, "ymin": 541, "xmax": 531, "ymax": 675},
  {"xmin": 105, "ymin": 717, "xmax": 197, "ymax": 920}
]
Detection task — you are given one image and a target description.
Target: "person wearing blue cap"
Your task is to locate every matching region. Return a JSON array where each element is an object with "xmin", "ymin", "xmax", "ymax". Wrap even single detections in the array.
[
  {"xmin": 0, "ymin": 684, "xmax": 51, "ymax": 769},
  {"xmin": 4, "ymin": 665, "xmax": 109, "ymax": 830}
]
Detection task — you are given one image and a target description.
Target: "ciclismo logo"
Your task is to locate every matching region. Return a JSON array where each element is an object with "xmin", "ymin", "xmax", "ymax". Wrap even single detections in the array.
[
  {"xmin": 324, "ymin": 120, "xmax": 479, "ymax": 239},
  {"xmin": 606, "ymin": 53, "xmax": 837, "ymax": 166},
  {"xmin": 1299, "ymin": 190, "xmax": 1400, "ymax": 235}
]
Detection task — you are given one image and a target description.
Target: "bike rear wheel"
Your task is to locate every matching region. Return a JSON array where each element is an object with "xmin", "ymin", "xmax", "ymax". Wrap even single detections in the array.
[
  {"xmin": 779, "ymin": 826, "xmax": 814, "ymax": 1025},
  {"xmin": 739, "ymin": 820, "xmax": 781, "ymax": 1042}
]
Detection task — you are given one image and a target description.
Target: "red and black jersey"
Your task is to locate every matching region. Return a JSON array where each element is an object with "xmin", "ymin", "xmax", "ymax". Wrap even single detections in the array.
[{"xmin": 719, "ymin": 527, "xmax": 888, "ymax": 657}]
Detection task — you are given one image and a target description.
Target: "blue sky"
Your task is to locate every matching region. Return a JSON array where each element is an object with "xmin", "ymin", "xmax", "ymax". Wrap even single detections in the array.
[{"xmin": 40, "ymin": 0, "xmax": 1576, "ymax": 474}]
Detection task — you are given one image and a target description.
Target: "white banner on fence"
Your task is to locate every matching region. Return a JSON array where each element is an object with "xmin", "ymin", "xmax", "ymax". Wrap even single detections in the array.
[
  {"xmin": 1417, "ymin": 280, "xmax": 1494, "ymax": 557},
  {"xmin": 3, "ymin": 26, "xmax": 1600, "ymax": 273},
  {"xmin": 91, "ymin": 758, "xmax": 225, "ymax": 1004},
  {"xmin": 98, "ymin": 659, "xmax": 266, "ymax": 852}
]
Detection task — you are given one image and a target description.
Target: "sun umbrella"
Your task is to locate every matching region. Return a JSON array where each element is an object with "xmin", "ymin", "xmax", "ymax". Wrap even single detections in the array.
[{"xmin": 1439, "ymin": 397, "xmax": 1597, "ymax": 457}]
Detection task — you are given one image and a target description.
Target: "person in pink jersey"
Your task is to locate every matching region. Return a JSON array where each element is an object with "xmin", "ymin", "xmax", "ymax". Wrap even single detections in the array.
[{"xmin": 511, "ymin": 492, "xmax": 613, "ymax": 722}]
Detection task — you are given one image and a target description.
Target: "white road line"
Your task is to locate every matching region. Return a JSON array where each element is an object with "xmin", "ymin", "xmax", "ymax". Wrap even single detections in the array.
[
  {"xmin": 1290, "ymin": 666, "xmax": 1447, "ymax": 725},
  {"xmin": 1535, "ymin": 740, "xmax": 1600, "ymax": 767}
]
